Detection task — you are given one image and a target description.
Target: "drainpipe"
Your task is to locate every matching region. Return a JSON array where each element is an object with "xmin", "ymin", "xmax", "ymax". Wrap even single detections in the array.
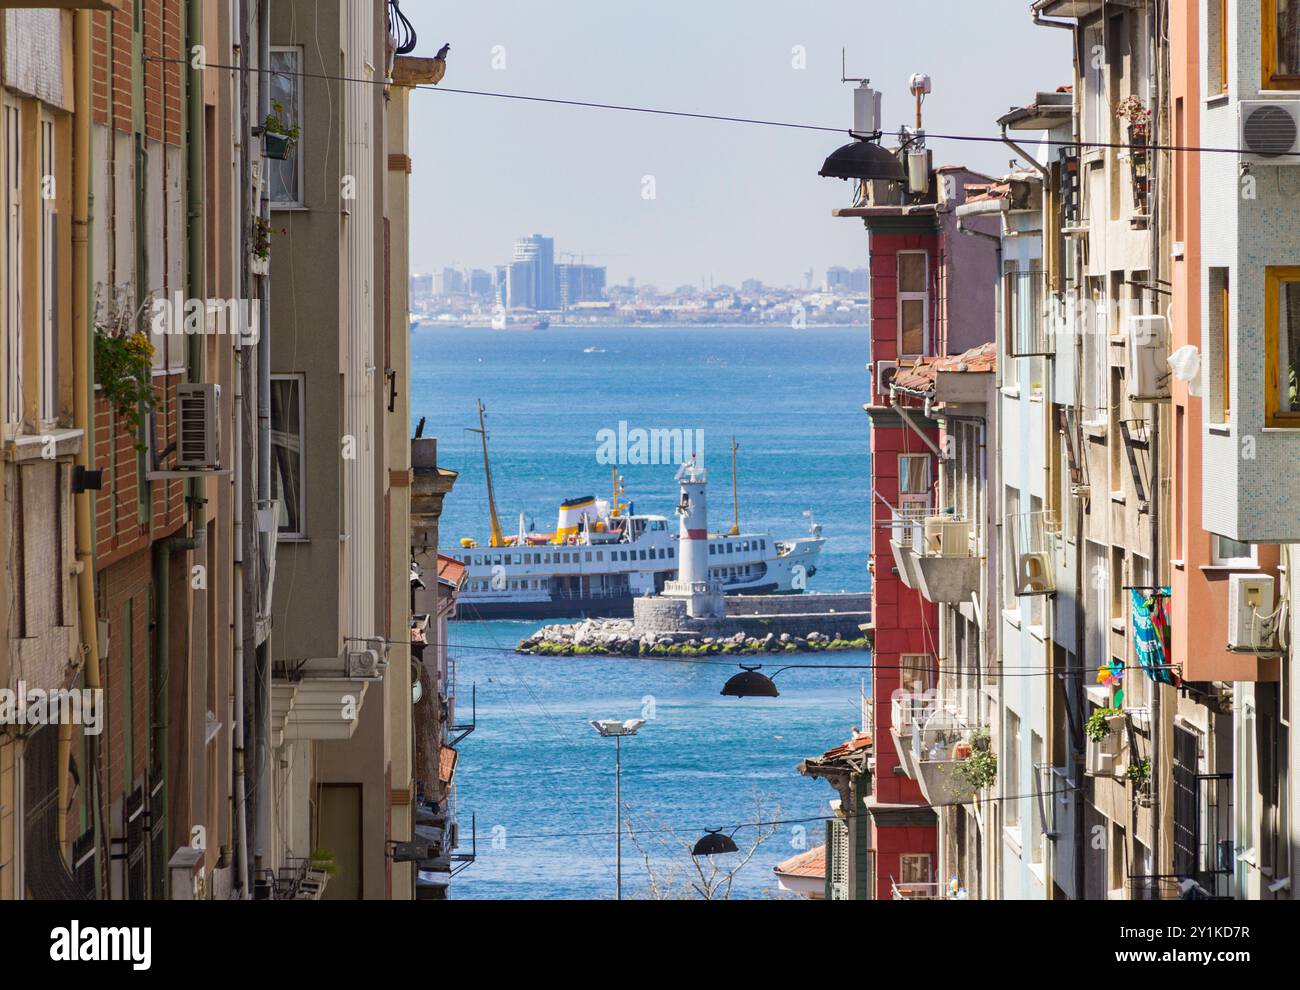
[
  {"xmin": 254, "ymin": 0, "xmax": 273, "ymax": 877},
  {"xmin": 1147, "ymin": 0, "xmax": 1164, "ymax": 886},
  {"xmin": 151, "ymin": 533, "xmax": 201, "ymax": 873},
  {"xmin": 69, "ymin": 7, "xmax": 106, "ymax": 882},
  {"xmin": 232, "ymin": 0, "xmax": 251, "ymax": 899},
  {"xmin": 954, "ymin": 197, "xmax": 1003, "ymax": 899},
  {"xmin": 1001, "ymin": 125, "xmax": 1051, "ymax": 180},
  {"xmin": 186, "ymin": 1, "xmax": 205, "ymax": 438}
]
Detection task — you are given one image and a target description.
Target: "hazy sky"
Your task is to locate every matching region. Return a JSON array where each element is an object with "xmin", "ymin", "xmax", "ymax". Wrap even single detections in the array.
[{"xmin": 405, "ymin": 1, "xmax": 1072, "ymax": 289}]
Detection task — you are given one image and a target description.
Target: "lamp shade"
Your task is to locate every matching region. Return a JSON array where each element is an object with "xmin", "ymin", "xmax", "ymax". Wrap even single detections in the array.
[
  {"xmin": 691, "ymin": 830, "xmax": 739, "ymax": 856},
  {"xmin": 819, "ymin": 139, "xmax": 905, "ymax": 181},
  {"xmin": 720, "ymin": 666, "xmax": 780, "ymax": 698}
]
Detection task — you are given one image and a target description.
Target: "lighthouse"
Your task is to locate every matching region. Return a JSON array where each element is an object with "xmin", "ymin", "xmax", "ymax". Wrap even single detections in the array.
[{"xmin": 664, "ymin": 457, "xmax": 724, "ymax": 618}]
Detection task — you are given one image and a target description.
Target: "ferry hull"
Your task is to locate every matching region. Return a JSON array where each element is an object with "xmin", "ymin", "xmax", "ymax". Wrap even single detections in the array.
[{"xmin": 454, "ymin": 582, "xmax": 783, "ymax": 621}]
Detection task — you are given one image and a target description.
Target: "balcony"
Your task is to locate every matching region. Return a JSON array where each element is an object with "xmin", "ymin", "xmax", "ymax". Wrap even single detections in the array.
[
  {"xmin": 890, "ymin": 695, "xmax": 985, "ymax": 805},
  {"xmin": 889, "ymin": 506, "xmax": 980, "ymax": 605},
  {"xmin": 270, "ymin": 645, "xmax": 388, "ymax": 743},
  {"xmin": 891, "ymin": 878, "xmax": 968, "ymax": 900}
]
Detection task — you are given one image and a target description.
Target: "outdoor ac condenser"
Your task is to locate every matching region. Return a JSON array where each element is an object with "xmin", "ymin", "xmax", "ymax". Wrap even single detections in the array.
[
  {"xmin": 176, "ymin": 383, "xmax": 222, "ymax": 470},
  {"xmin": 1227, "ymin": 573, "xmax": 1277, "ymax": 653}
]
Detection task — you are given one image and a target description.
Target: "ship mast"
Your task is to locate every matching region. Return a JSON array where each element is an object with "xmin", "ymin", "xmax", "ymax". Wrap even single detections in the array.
[
  {"xmin": 470, "ymin": 399, "xmax": 505, "ymax": 548},
  {"xmin": 727, "ymin": 435, "xmax": 740, "ymax": 537}
]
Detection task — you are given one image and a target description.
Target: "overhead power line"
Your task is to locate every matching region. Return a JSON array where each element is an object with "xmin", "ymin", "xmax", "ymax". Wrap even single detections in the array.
[{"xmin": 145, "ymin": 54, "xmax": 1289, "ymax": 158}]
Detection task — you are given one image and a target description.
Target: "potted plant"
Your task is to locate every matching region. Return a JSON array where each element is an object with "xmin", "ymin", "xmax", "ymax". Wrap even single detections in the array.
[
  {"xmin": 94, "ymin": 322, "xmax": 154, "ymax": 452},
  {"xmin": 262, "ymin": 99, "xmax": 300, "ymax": 160},
  {"xmin": 1125, "ymin": 757, "xmax": 1151, "ymax": 788},
  {"xmin": 1115, "ymin": 96, "xmax": 1152, "ymax": 214},
  {"xmin": 1084, "ymin": 706, "xmax": 1121, "ymax": 743},
  {"xmin": 954, "ymin": 727, "xmax": 997, "ymax": 790},
  {"xmin": 250, "ymin": 215, "xmax": 272, "ymax": 275},
  {"xmin": 308, "ymin": 848, "xmax": 338, "ymax": 876},
  {"xmin": 1085, "ymin": 706, "xmax": 1126, "ymax": 776}
]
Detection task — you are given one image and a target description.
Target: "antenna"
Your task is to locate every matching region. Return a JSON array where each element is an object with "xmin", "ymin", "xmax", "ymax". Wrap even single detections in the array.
[
  {"xmin": 841, "ymin": 48, "xmax": 869, "ymax": 84},
  {"xmin": 842, "ymin": 49, "xmax": 882, "ymax": 138}
]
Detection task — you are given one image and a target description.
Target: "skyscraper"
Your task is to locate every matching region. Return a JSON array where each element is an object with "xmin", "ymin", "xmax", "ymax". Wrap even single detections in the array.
[{"xmin": 511, "ymin": 234, "xmax": 557, "ymax": 310}]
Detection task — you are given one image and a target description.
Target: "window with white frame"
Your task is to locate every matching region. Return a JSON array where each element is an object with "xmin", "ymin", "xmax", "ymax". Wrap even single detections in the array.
[
  {"xmin": 3, "ymin": 99, "xmax": 21, "ymax": 433},
  {"xmin": 899, "ymin": 853, "xmax": 932, "ymax": 885},
  {"xmin": 1004, "ymin": 709, "xmax": 1022, "ymax": 831},
  {"xmin": 897, "ymin": 250, "xmax": 928, "ymax": 358},
  {"xmin": 1211, "ymin": 535, "xmax": 1256, "ymax": 567},
  {"xmin": 268, "ymin": 47, "xmax": 304, "ymax": 207},
  {"xmin": 898, "ymin": 453, "xmax": 931, "ymax": 515},
  {"xmin": 40, "ymin": 117, "xmax": 56, "ymax": 424},
  {"xmin": 270, "ymin": 374, "xmax": 305, "ymax": 537}
]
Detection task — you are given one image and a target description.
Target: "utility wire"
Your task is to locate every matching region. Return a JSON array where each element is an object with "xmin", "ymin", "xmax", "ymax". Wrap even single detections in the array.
[
  {"xmin": 475, "ymin": 781, "xmax": 1085, "ymax": 843},
  {"xmin": 418, "ymin": 636, "xmax": 1182, "ymax": 679},
  {"xmin": 145, "ymin": 54, "xmax": 1292, "ymax": 158}
]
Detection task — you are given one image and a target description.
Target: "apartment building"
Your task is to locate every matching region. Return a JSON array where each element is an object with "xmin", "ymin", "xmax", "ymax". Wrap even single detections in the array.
[
  {"xmin": 1188, "ymin": 0, "xmax": 1299, "ymax": 900},
  {"xmin": 816, "ymin": 103, "xmax": 999, "ymax": 897},
  {"xmin": 0, "ymin": 6, "xmax": 90, "ymax": 901},
  {"xmin": 266, "ymin": 0, "xmax": 436, "ymax": 900}
]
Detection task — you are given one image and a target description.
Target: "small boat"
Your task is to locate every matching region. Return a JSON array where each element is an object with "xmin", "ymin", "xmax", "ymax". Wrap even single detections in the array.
[{"xmin": 582, "ymin": 346, "xmax": 605, "ymax": 354}]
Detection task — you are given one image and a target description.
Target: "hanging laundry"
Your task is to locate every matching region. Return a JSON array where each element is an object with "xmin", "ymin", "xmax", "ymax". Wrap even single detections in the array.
[{"xmin": 1130, "ymin": 588, "xmax": 1179, "ymax": 686}]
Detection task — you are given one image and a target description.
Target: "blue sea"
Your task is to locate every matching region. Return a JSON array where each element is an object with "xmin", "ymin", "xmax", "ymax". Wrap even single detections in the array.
[{"xmin": 410, "ymin": 325, "xmax": 873, "ymax": 899}]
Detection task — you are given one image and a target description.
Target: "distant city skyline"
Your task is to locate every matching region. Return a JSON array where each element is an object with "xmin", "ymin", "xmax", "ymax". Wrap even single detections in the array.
[{"xmin": 405, "ymin": 1, "xmax": 1071, "ymax": 288}]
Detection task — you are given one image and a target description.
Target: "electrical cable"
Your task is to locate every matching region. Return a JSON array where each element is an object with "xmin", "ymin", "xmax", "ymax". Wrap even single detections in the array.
[
  {"xmin": 470, "ymin": 780, "xmax": 1085, "ymax": 843},
  {"xmin": 141, "ymin": 54, "xmax": 1299, "ymax": 158}
]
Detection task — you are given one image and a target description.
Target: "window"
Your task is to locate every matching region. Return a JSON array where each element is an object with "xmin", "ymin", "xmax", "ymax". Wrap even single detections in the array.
[
  {"xmin": 3, "ymin": 99, "xmax": 21, "ymax": 433},
  {"xmin": 1208, "ymin": 268, "xmax": 1231, "ymax": 423},
  {"xmin": 39, "ymin": 117, "xmax": 56, "ymax": 425},
  {"xmin": 1004, "ymin": 710, "xmax": 1022, "ymax": 830},
  {"xmin": 1212, "ymin": 535, "xmax": 1256, "ymax": 567},
  {"xmin": 1264, "ymin": 266, "xmax": 1300, "ymax": 427},
  {"xmin": 1209, "ymin": 0, "xmax": 1229, "ymax": 95},
  {"xmin": 1030, "ymin": 732, "xmax": 1045, "ymax": 865},
  {"xmin": 898, "ymin": 453, "xmax": 931, "ymax": 511},
  {"xmin": 899, "ymin": 853, "xmax": 932, "ymax": 885},
  {"xmin": 268, "ymin": 47, "xmax": 304, "ymax": 207},
  {"xmin": 897, "ymin": 251, "xmax": 928, "ymax": 357},
  {"xmin": 1263, "ymin": 0, "xmax": 1300, "ymax": 88},
  {"xmin": 1003, "ymin": 486, "xmax": 1020, "ymax": 610},
  {"xmin": 899, "ymin": 653, "xmax": 936, "ymax": 696},
  {"xmin": 270, "ymin": 375, "xmax": 305, "ymax": 537}
]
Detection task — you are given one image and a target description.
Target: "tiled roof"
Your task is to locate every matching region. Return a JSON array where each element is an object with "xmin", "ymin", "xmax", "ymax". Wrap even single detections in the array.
[
  {"xmin": 891, "ymin": 342, "xmax": 997, "ymax": 397},
  {"xmin": 774, "ymin": 844, "xmax": 826, "ymax": 880},
  {"xmin": 438, "ymin": 744, "xmax": 458, "ymax": 785},
  {"xmin": 437, "ymin": 553, "xmax": 467, "ymax": 588}
]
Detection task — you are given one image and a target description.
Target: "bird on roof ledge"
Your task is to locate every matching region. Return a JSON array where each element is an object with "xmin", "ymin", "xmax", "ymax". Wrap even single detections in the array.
[{"xmin": 429, "ymin": 42, "xmax": 450, "ymax": 86}]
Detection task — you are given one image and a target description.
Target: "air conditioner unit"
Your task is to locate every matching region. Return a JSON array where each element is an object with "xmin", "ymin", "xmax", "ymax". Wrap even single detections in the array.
[
  {"xmin": 176, "ymin": 383, "xmax": 222, "ymax": 470},
  {"xmin": 1239, "ymin": 101, "xmax": 1300, "ymax": 164},
  {"xmin": 875, "ymin": 360, "xmax": 898, "ymax": 400},
  {"xmin": 923, "ymin": 517, "xmax": 970, "ymax": 557},
  {"xmin": 1015, "ymin": 551, "xmax": 1054, "ymax": 596},
  {"xmin": 1227, "ymin": 573, "xmax": 1277, "ymax": 653},
  {"xmin": 345, "ymin": 648, "xmax": 383, "ymax": 679},
  {"xmin": 1125, "ymin": 315, "xmax": 1170, "ymax": 402}
]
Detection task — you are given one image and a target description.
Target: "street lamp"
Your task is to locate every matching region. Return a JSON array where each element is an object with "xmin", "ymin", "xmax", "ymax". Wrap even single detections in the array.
[
  {"xmin": 719, "ymin": 663, "xmax": 781, "ymax": 698},
  {"xmin": 589, "ymin": 718, "xmax": 646, "ymax": 900}
]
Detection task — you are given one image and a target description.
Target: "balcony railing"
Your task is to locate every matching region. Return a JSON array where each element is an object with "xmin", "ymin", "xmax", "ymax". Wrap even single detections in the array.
[
  {"xmin": 890, "ymin": 504, "xmax": 981, "ymax": 604},
  {"xmin": 891, "ymin": 878, "xmax": 965, "ymax": 900}
]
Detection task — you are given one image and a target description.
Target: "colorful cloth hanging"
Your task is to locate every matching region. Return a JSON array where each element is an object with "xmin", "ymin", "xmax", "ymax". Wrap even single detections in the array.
[{"xmin": 1130, "ymin": 587, "xmax": 1179, "ymax": 686}]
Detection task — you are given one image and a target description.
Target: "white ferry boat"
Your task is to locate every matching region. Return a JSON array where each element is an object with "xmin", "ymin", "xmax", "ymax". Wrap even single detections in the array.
[{"xmin": 450, "ymin": 405, "xmax": 824, "ymax": 620}]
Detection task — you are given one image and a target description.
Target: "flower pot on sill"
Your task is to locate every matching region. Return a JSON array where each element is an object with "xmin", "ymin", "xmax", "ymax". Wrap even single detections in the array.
[
  {"xmin": 250, "ymin": 255, "xmax": 269, "ymax": 277},
  {"xmin": 264, "ymin": 133, "xmax": 293, "ymax": 160}
]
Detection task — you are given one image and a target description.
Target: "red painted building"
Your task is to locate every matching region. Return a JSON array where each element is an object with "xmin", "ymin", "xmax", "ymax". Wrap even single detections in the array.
[{"xmin": 837, "ymin": 163, "xmax": 997, "ymax": 899}]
